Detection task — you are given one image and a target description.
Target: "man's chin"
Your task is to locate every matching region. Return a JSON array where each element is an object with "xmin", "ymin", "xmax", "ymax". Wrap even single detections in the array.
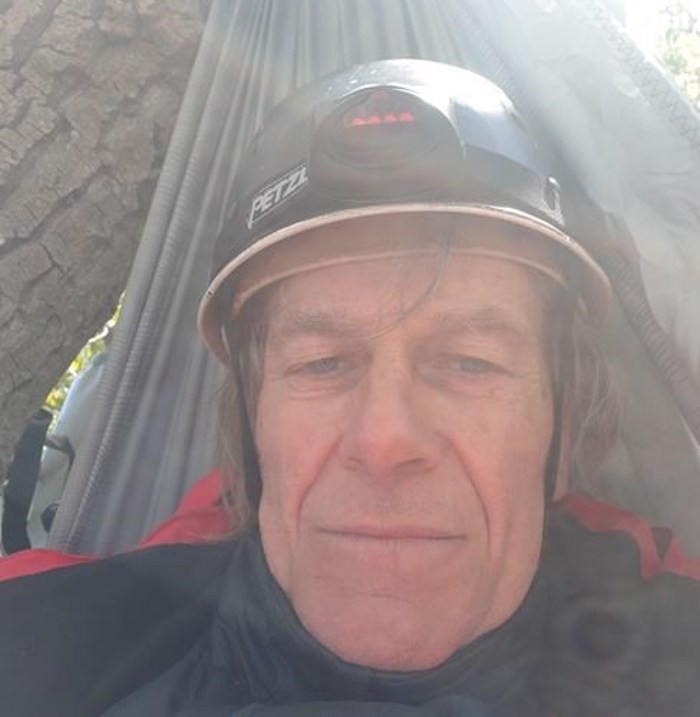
[{"xmin": 291, "ymin": 588, "xmax": 475, "ymax": 672}]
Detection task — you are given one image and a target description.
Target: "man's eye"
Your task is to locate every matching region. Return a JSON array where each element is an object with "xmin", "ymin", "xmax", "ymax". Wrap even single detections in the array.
[
  {"xmin": 442, "ymin": 355, "xmax": 500, "ymax": 375},
  {"xmin": 296, "ymin": 356, "xmax": 344, "ymax": 376}
]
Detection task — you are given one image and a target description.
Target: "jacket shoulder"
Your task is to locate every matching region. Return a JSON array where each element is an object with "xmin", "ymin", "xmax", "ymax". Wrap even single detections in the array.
[
  {"xmin": 543, "ymin": 496, "xmax": 700, "ymax": 717},
  {"xmin": 0, "ymin": 540, "xmax": 233, "ymax": 717}
]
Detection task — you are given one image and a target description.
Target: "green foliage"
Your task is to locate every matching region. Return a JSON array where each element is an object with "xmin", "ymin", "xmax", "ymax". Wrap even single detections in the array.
[
  {"xmin": 43, "ymin": 299, "xmax": 122, "ymax": 426},
  {"xmin": 659, "ymin": 1, "xmax": 700, "ymax": 105}
]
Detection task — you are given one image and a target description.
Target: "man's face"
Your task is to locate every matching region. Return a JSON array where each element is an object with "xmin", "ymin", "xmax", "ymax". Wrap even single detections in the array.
[{"xmin": 254, "ymin": 220, "xmax": 554, "ymax": 671}]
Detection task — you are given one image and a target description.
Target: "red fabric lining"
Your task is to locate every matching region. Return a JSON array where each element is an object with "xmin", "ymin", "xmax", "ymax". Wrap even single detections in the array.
[
  {"xmin": 660, "ymin": 534, "xmax": 700, "ymax": 580},
  {"xmin": 0, "ymin": 549, "xmax": 94, "ymax": 579},
  {"xmin": 558, "ymin": 493, "xmax": 700, "ymax": 581},
  {"xmin": 137, "ymin": 469, "xmax": 230, "ymax": 548},
  {"xmin": 0, "ymin": 468, "xmax": 230, "ymax": 582}
]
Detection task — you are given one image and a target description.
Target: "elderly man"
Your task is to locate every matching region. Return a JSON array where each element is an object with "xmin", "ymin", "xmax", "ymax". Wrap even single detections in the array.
[{"xmin": 1, "ymin": 60, "xmax": 699, "ymax": 717}]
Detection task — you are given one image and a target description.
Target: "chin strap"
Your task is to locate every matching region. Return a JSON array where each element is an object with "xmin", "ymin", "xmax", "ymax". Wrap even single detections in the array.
[
  {"xmin": 234, "ymin": 360, "xmax": 263, "ymax": 510},
  {"xmin": 224, "ymin": 323, "xmax": 263, "ymax": 511},
  {"xmin": 544, "ymin": 281, "xmax": 578, "ymax": 504}
]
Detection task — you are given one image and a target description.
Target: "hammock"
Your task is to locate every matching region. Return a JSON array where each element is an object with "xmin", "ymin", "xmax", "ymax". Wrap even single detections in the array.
[{"xmin": 44, "ymin": 0, "xmax": 700, "ymax": 555}]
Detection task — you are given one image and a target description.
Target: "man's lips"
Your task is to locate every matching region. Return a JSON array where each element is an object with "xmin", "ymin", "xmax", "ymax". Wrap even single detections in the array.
[{"xmin": 318, "ymin": 525, "xmax": 465, "ymax": 542}]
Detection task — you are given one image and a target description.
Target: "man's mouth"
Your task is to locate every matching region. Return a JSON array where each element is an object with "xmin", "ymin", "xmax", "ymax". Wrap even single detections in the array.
[{"xmin": 318, "ymin": 525, "xmax": 465, "ymax": 542}]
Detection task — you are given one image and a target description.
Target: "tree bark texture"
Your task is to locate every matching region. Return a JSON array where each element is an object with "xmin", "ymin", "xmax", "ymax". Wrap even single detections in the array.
[{"xmin": 0, "ymin": 0, "xmax": 203, "ymax": 477}]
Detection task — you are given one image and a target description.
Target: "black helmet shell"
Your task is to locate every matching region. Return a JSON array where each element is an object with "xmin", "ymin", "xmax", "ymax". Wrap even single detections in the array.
[{"xmin": 199, "ymin": 59, "xmax": 609, "ymax": 363}]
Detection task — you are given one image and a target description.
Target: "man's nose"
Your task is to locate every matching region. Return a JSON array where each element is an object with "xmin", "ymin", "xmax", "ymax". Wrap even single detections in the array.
[{"xmin": 338, "ymin": 360, "xmax": 440, "ymax": 480}]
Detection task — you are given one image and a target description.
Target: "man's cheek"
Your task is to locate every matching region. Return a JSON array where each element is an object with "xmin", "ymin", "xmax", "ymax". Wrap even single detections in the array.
[{"xmin": 262, "ymin": 442, "xmax": 317, "ymax": 526}]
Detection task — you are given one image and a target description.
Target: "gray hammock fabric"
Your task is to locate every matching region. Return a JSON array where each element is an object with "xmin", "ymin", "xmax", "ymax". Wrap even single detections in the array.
[{"xmin": 47, "ymin": 0, "xmax": 700, "ymax": 555}]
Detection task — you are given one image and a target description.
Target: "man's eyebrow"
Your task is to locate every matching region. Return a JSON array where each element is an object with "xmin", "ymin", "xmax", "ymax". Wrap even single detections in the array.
[
  {"xmin": 432, "ymin": 307, "xmax": 532, "ymax": 342},
  {"xmin": 268, "ymin": 311, "xmax": 361, "ymax": 342},
  {"xmin": 267, "ymin": 306, "xmax": 532, "ymax": 344}
]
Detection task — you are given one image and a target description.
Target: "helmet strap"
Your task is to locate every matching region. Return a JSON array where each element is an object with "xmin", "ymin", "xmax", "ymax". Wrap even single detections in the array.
[
  {"xmin": 544, "ymin": 281, "xmax": 577, "ymax": 504},
  {"xmin": 234, "ymin": 360, "xmax": 263, "ymax": 510},
  {"xmin": 224, "ymin": 322, "xmax": 263, "ymax": 511}
]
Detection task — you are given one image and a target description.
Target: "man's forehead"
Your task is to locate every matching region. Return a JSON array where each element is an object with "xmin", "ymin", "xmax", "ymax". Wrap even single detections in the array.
[{"xmin": 264, "ymin": 254, "xmax": 547, "ymax": 341}]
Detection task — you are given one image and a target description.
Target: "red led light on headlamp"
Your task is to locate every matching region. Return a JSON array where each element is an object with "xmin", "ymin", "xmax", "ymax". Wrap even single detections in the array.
[
  {"xmin": 346, "ymin": 111, "xmax": 415, "ymax": 128},
  {"xmin": 342, "ymin": 90, "xmax": 417, "ymax": 129},
  {"xmin": 322, "ymin": 88, "xmax": 440, "ymax": 169}
]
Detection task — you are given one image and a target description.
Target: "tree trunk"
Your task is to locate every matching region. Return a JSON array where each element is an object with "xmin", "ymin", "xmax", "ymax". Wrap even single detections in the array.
[{"xmin": 0, "ymin": 0, "xmax": 204, "ymax": 476}]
